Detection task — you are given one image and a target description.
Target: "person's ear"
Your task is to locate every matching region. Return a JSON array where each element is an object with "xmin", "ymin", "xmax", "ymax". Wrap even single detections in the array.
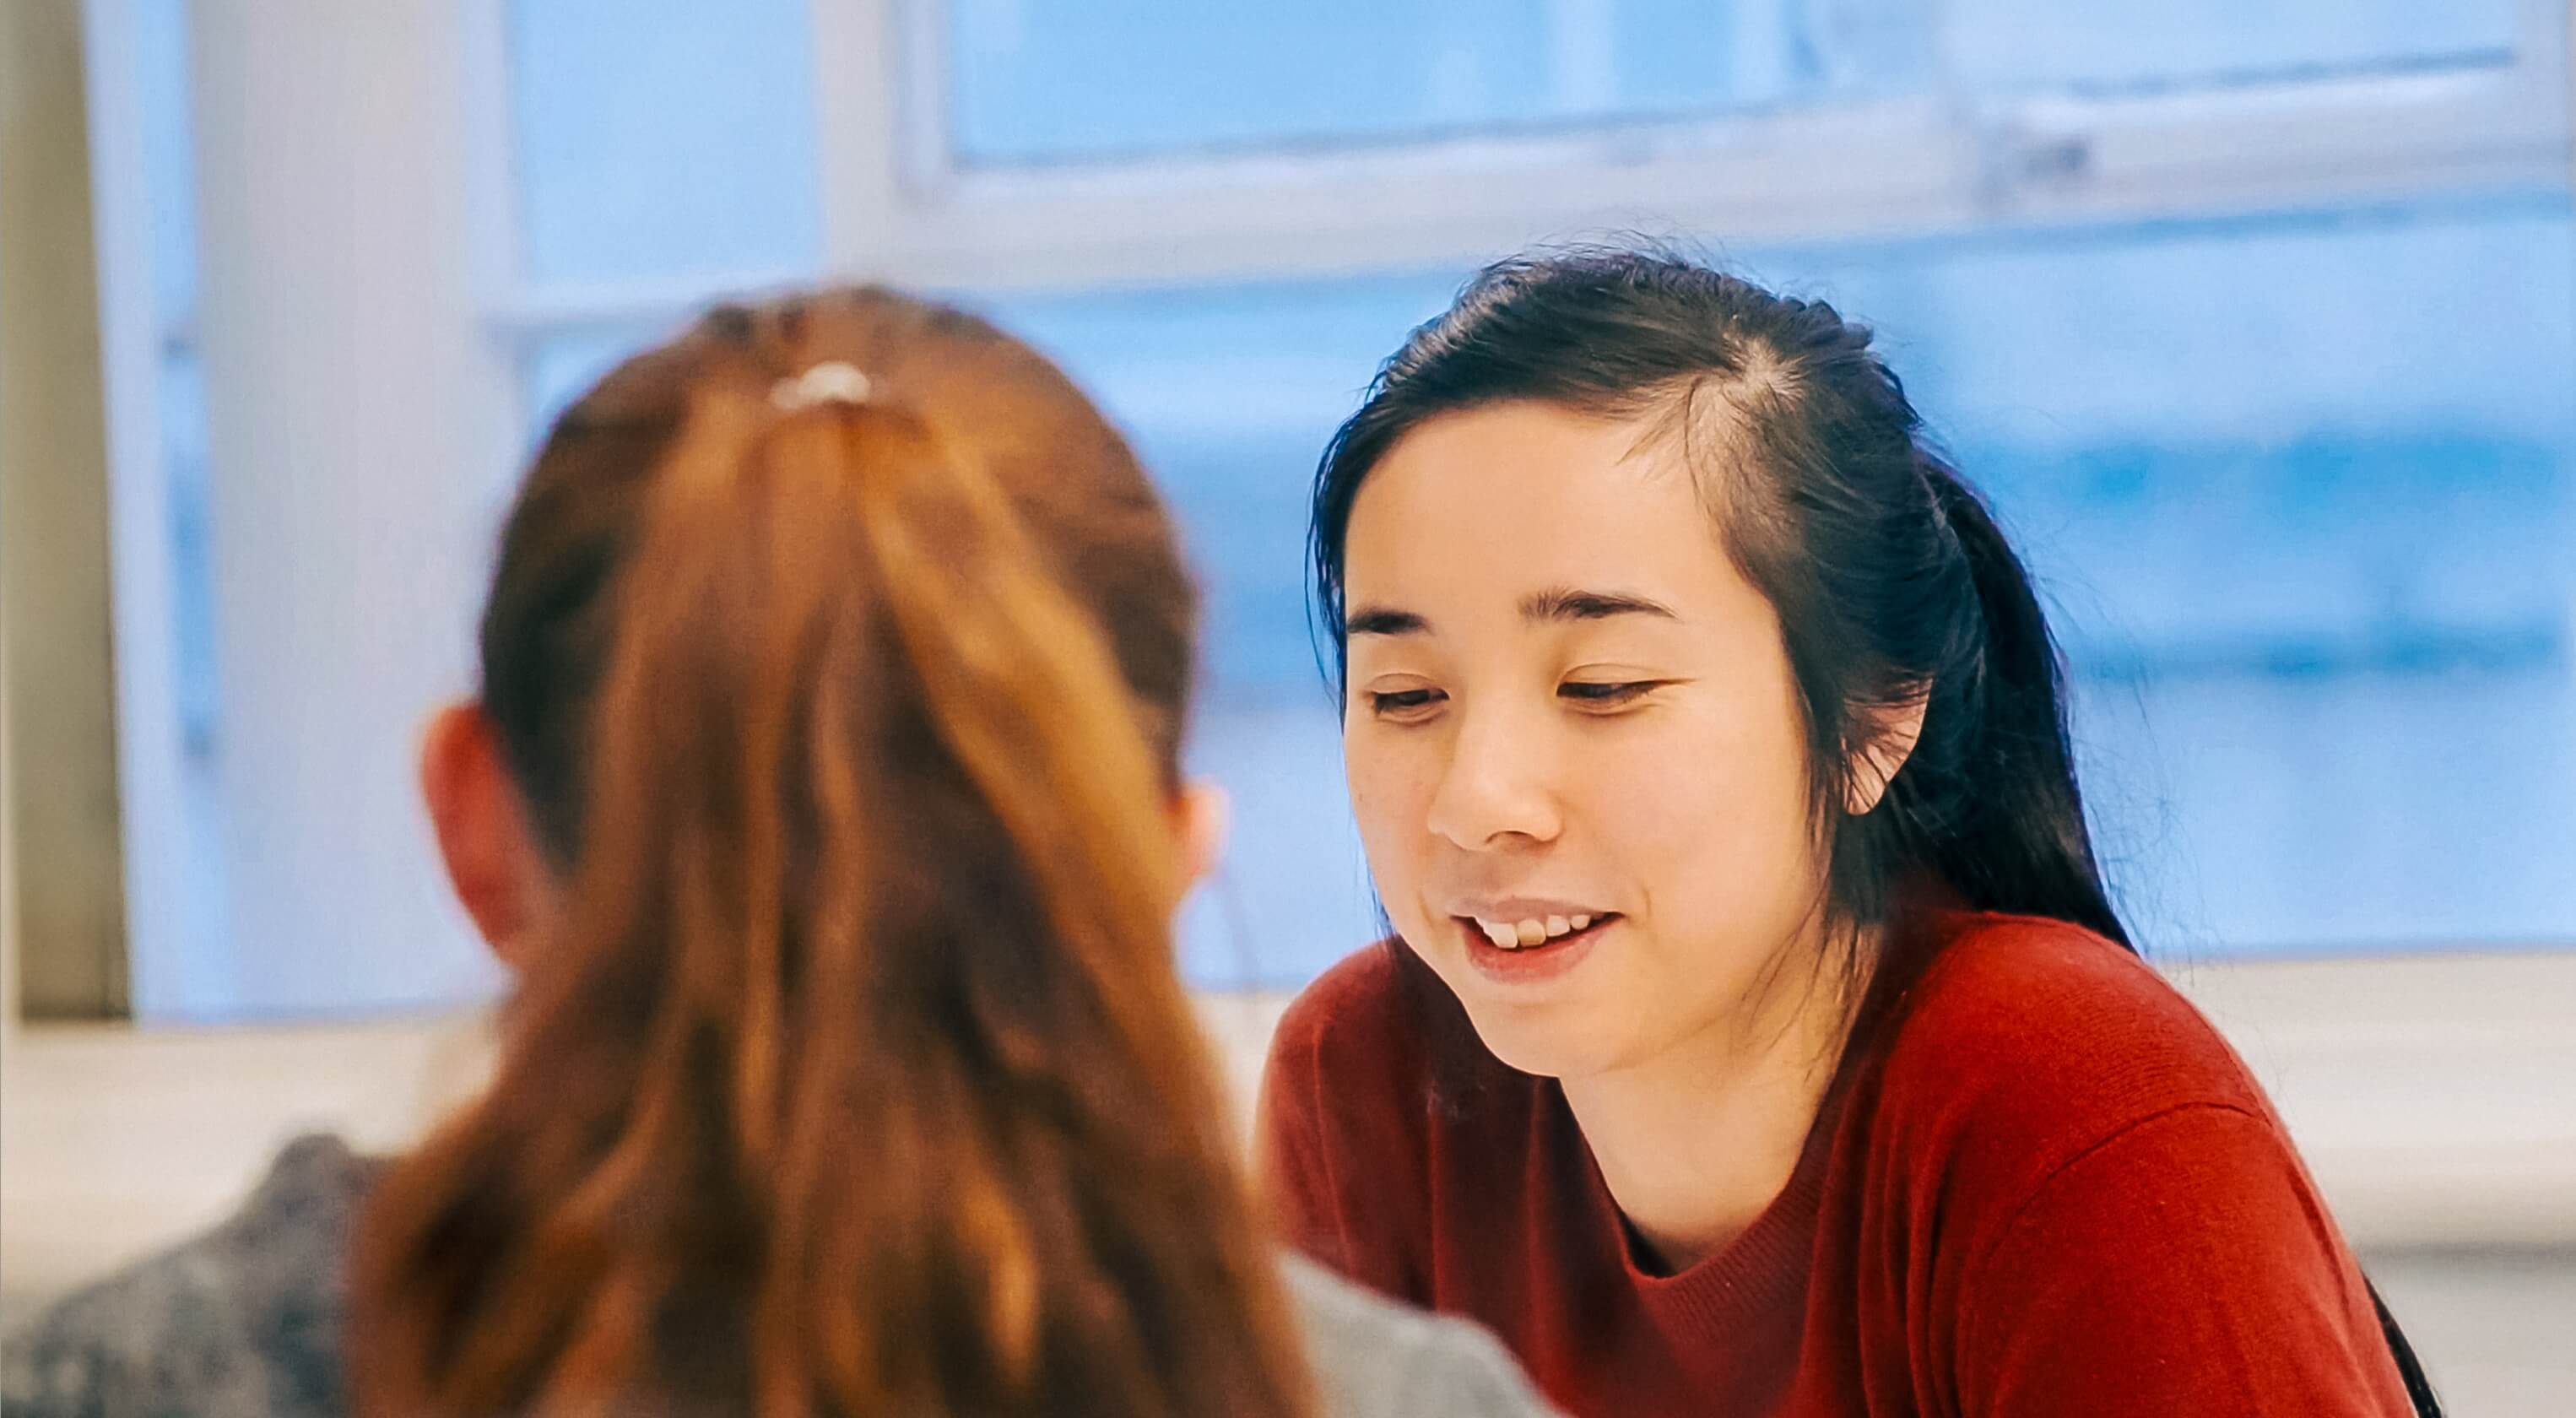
[
  {"xmin": 1845, "ymin": 690, "xmax": 1929, "ymax": 816},
  {"xmin": 419, "ymin": 701, "xmax": 554, "ymax": 972},
  {"xmin": 1174, "ymin": 779, "xmax": 1231, "ymax": 890}
]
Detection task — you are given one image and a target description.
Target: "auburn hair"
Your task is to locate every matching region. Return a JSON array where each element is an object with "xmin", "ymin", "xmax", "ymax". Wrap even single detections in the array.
[{"xmin": 347, "ymin": 288, "xmax": 1313, "ymax": 1418}]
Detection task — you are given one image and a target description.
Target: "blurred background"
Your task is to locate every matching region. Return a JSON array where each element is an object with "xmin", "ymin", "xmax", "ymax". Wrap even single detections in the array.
[{"xmin": 3, "ymin": 1, "xmax": 2572, "ymax": 1410}]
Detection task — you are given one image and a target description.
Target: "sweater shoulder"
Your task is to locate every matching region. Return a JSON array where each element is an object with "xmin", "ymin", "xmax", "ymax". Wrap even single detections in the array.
[
  {"xmin": 1, "ymin": 1134, "xmax": 373, "ymax": 1418},
  {"xmin": 1265, "ymin": 940, "xmax": 1505, "ymax": 1134},
  {"xmin": 1269, "ymin": 941, "xmax": 1420, "ymax": 1076},
  {"xmin": 1864, "ymin": 914, "xmax": 2281, "ymax": 1195}
]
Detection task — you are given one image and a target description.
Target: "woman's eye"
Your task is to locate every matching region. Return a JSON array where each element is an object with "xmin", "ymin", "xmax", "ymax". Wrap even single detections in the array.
[
  {"xmin": 1365, "ymin": 688, "xmax": 1446, "ymax": 721},
  {"xmin": 1560, "ymin": 680, "xmax": 1659, "ymax": 708}
]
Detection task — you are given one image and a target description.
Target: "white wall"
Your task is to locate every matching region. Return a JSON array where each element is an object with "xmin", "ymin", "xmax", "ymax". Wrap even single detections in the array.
[{"xmin": 157, "ymin": 0, "xmax": 517, "ymax": 1018}]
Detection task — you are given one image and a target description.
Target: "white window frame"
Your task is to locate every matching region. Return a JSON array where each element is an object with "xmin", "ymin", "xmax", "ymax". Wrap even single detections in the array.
[
  {"xmin": 794, "ymin": 0, "xmax": 2571, "ymax": 293},
  {"xmin": 480, "ymin": 0, "xmax": 2576, "ymax": 317}
]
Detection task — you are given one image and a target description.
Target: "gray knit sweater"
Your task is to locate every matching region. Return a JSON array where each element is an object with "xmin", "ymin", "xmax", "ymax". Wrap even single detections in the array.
[{"xmin": 2, "ymin": 1135, "xmax": 1556, "ymax": 1418}]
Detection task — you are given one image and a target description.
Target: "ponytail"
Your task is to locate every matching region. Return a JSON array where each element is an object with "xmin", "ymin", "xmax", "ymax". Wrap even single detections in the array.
[
  {"xmin": 351, "ymin": 293, "xmax": 1312, "ymax": 1418},
  {"xmin": 1913, "ymin": 459, "xmax": 2130, "ymax": 950},
  {"xmin": 1918, "ymin": 365, "xmax": 2443, "ymax": 1418}
]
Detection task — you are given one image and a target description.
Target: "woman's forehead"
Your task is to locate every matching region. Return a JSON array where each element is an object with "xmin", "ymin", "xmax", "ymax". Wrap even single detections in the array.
[{"xmin": 1342, "ymin": 403, "xmax": 1759, "ymax": 627}]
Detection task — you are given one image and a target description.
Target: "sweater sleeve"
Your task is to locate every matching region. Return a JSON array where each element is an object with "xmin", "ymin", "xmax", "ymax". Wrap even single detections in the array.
[
  {"xmin": 1254, "ymin": 958, "xmax": 1434, "ymax": 1305},
  {"xmin": 1953, "ymin": 1102, "xmax": 2414, "ymax": 1418}
]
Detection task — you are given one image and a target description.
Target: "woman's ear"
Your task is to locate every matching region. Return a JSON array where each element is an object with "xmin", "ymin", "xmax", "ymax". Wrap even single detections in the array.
[
  {"xmin": 1174, "ymin": 779, "xmax": 1231, "ymax": 890},
  {"xmin": 1845, "ymin": 690, "xmax": 1929, "ymax": 816},
  {"xmin": 419, "ymin": 701, "xmax": 554, "ymax": 972}
]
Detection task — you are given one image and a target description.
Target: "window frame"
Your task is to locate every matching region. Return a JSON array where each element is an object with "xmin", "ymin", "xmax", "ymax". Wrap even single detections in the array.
[
  {"xmin": 61, "ymin": 0, "xmax": 2576, "ymax": 1246},
  {"xmin": 785, "ymin": 0, "xmax": 2573, "ymax": 294}
]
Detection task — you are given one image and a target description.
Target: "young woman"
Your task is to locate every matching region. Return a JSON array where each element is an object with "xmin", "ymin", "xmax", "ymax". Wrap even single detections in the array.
[
  {"xmin": 3, "ymin": 289, "xmax": 1556, "ymax": 1418},
  {"xmin": 1258, "ymin": 249, "xmax": 2440, "ymax": 1417}
]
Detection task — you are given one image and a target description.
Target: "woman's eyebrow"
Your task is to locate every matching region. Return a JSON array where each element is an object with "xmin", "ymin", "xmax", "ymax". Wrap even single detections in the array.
[
  {"xmin": 1520, "ymin": 587, "xmax": 1678, "ymax": 624},
  {"xmin": 1345, "ymin": 603, "xmax": 1431, "ymax": 637},
  {"xmin": 1347, "ymin": 590, "xmax": 1677, "ymax": 638}
]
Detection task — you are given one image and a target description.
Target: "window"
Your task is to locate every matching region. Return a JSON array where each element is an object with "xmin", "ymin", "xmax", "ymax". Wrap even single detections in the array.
[
  {"xmin": 1944, "ymin": 0, "xmax": 2519, "ymax": 93},
  {"xmin": 944, "ymin": 0, "xmax": 1835, "ymax": 165},
  {"xmin": 941, "ymin": 0, "xmax": 2528, "ymax": 170},
  {"xmin": 95, "ymin": 0, "xmax": 2574, "ymax": 1017},
  {"xmin": 506, "ymin": 0, "xmax": 825, "ymax": 285}
]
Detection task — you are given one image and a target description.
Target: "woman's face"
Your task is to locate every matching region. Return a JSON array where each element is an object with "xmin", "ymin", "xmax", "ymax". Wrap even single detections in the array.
[{"xmin": 1339, "ymin": 401, "xmax": 1828, "ymax": 1083}]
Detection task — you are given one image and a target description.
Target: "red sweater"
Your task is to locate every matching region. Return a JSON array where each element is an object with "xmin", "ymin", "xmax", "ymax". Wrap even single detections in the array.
[{"xmin": 1258, "ymin": 909, "xmax": 2415, "ymax": 1417}]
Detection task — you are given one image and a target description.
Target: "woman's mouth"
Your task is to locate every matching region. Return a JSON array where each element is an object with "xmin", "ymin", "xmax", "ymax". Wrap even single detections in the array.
[{"xmin": 1452, "ymin": 910, "xmax": 1621, "ymax": 985}]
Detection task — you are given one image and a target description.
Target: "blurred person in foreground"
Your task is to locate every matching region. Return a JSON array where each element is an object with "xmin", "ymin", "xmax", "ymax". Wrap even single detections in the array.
[{"xmin": 2, "ymin": 287, "xmax": 1558, "ymax": 1418}]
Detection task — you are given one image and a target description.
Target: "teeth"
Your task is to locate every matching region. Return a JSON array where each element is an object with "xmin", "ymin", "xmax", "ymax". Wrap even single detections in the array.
[{"xmin": 1473, "ymin": 913, "xmax": 1606, "ymax": 949}]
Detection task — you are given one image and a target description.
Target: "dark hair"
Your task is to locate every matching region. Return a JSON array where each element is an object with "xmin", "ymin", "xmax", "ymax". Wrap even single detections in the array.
[
  {"xmin": 349, "ymin": 288, "xmax": 1315, "ymax": 1418},
  {"xmin": 1308, "ymin": 247, "xmax": 2439, "ymax": 1416}
]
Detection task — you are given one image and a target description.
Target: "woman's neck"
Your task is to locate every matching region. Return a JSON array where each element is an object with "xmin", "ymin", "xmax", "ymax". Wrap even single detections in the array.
[{"xmin": 1557, "ymin": 928, "xmax": 1873, "ymax": 1274}]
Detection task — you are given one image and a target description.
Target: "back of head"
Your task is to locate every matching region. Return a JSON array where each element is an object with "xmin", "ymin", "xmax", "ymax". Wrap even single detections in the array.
[{"xmin": 349, "ymin": 288, "xmax": 1312, "ymax": 1418}]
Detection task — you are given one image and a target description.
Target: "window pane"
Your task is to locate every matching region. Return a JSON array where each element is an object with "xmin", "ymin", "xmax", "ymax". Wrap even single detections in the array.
[
  {"xmin": 154, "ymin": 347, "xmax": 239, "ymax": 1015},
  {"xmin": 508, "ymin": 0, "xmax": 825, "ymax": 283},
  {"xmin": 1946, "ymin": 0, "xmax": 2523, "ymax": 95},
  {"xmin": 136, "ymin": 0, "xmax": 198, "ymax": 323},
  {"xmin": 944, "ymin": 0, "xmax": 1915, "ymax": 166},
  {"xmin": 1861, "ymin": 200, "xmax": 2576, "ymax": 952},
  {"xmin": 160, "ymin": 350, "xmax": 219, "ymax": 758},
  {"xmin": 977, "ymin": 196, "xmax": 2576, "ymax": 980},
  {"xmin": 121, "ymin": 2, "xmax": 233, "ymax": 1015},
  {"xmin": 945, "ymin": 2, "xmax": 2540, "ymax": 168}
]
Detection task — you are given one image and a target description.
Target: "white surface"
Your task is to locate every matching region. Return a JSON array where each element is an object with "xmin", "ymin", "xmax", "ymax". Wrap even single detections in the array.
[
  {"xmin": 2362, "ymin": 1246, "xmax": 2576, "ymax": 1415},
  {"xmin": 6, "ymin": 955, "xmax": 2571, "ymax": 1302},
  {"xmin": 164, "ymin": 0, "xmax": 517, "ymax": 1017},
  {"xmin": 5, "ymin": 958, "xmax": 2570, "ymax": 1405}
]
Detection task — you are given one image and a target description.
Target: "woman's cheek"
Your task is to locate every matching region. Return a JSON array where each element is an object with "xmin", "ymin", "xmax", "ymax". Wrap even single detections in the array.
[
  {"xmin": 1343, "ymin": 739, "xmax": 1396, "ymax": 831},
  {"xmin": 1345, "ymin": 740, "xmax": 1431, "ymax": 877},
  {"xmin": 1574, "ymin": 717, "xmax": 1715, "ymax": 836}
]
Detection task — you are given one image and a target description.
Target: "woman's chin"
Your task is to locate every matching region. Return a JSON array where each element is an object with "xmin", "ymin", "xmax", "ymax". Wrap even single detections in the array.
[{"xmin": 1451, "ymin": 993, "xmax": 1635, "ymax": 1082}]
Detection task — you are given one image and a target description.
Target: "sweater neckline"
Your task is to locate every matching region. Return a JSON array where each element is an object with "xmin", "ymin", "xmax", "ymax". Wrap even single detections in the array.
[{"xmin": 1550, "ymin": 1069, "xmax": 1840, "ymax": 1341}]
